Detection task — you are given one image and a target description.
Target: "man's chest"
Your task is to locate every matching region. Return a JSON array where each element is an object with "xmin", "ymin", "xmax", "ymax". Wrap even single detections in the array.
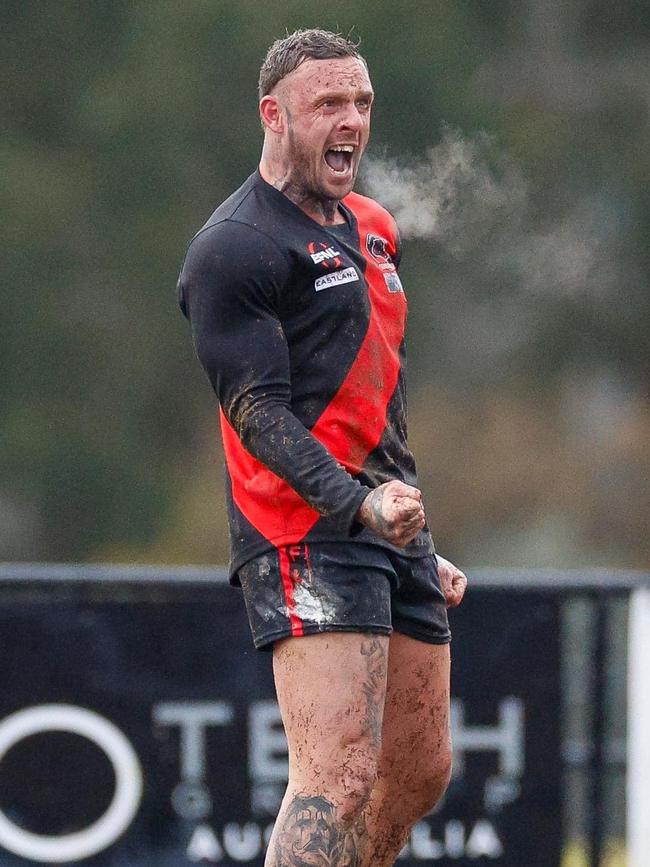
[
  {"xmin": 274, "ymin": 225, "xmax": 407, "ymax": 383},
  {"xmin": 279, "ymin": 224, "xmax": 405, "ymax": 322}
]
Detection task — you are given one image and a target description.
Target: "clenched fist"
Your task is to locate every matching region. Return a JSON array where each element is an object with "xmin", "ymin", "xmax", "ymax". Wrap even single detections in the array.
[
  {"xmin": 357, "ymin": 480, "xmax": 426, "ymax": 547},
  {"xmin": 436, "ymin": 554, "xmax": 468, "ymax": 608}
]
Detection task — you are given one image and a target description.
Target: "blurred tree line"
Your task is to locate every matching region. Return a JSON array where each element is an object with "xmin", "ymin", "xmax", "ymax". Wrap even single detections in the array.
[{"xmin": 2, "ymin": 0, "xmax": 648, "ymax": 567}]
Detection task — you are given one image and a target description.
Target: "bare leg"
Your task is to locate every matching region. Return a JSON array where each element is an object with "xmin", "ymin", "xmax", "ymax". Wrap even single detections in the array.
[
  {"xmin": 266, "ymin": 632, "xmax": 389, "ymax": 866},
  {"xmin": 362, "ymin": 634, "xmax": 452, "ymax": 866}
]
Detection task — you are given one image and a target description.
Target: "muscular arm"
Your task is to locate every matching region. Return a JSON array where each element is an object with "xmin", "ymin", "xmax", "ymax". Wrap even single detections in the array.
[{"xmin": 178, "ymin": 221, "xmax": 371, "ymax": 532}]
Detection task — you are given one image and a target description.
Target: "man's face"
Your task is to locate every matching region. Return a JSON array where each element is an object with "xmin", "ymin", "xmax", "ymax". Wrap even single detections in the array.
[{"xmin": 273, "ymin": 57, "xmax": 373, "ymax": 201}]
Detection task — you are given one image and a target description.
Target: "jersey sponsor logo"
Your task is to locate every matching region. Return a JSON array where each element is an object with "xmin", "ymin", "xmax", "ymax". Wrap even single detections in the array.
[
  {"xmin": 314, "ymin": 267, "xmax": 359, "ymax": 292},
  {"xmin": 307, "ymin": 241, "xmax": 343, "ymax": 269}
]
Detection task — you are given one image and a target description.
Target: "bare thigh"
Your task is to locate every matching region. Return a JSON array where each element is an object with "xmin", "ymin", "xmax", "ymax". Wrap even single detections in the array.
[
  {"xmin": 273, "ymin": 631, "xmax": 389, "ymax": 803},
  {"xmin": 380, "ymin": 633, "xmax": 451, "ymax": 787},
  {"xmin": 364, "ymin": 632, "xmax": 452, "ymax": 859}
]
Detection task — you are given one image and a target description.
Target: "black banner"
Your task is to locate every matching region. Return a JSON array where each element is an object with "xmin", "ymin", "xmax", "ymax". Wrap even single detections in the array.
[{"xmin": 0, "ymin": 578, "xmax": 561, "ymax": 865}]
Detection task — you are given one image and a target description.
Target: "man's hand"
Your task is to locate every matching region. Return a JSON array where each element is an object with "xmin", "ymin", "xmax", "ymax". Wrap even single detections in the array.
[
  {"xmin": 436, "ymin": 554, "xmax": 467, "ymax": 608},
  {"xmin": 357, "ymin": 481, "xmax": 426, "ymax": 548}
]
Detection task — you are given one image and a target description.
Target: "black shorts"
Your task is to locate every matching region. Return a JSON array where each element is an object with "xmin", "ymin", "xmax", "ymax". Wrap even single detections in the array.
[{"xmin": 236, "ymin": 542, "xmax": 451, "ymax": 651}]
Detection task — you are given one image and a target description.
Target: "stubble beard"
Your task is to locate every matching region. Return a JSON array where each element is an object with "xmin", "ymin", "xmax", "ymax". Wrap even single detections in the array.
[{"xmin": 280, "ymin": 118, "xmax": 347, "ymax": 222}]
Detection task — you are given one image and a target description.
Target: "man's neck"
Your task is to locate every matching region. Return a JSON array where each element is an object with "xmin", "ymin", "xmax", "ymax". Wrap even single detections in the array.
[{"xmin": 259, "ymin": 162, "xmax": 346, "ymax": 226}]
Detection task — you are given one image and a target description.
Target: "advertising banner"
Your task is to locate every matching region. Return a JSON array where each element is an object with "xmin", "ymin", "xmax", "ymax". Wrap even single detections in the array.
[{"xmin": 0, "ymin": 576, "xmax": 561, "ymax": 865}]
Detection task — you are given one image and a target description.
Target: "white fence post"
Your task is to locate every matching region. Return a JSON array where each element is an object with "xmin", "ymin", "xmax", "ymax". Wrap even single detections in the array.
[{"xmin": 627, "ymin": 586, "xmax": 650, "ymax": 867}]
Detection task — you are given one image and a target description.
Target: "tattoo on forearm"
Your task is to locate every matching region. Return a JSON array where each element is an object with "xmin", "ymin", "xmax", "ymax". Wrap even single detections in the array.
[
  {"xmin": 273, "ymin": 794, "xmax": 366, "ymax": 866},
  {"xmin": 366, "ymin": 488, "xmax": 388, "ymax": 534}
]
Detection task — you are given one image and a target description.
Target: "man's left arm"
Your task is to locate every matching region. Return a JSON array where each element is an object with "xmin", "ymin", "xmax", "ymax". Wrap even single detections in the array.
[{"xmin": 436, "ymin": 555, "xmax": 468, "ymax": 607}]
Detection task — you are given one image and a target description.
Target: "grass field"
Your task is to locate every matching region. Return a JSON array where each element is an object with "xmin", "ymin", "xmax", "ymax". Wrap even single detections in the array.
[{"xmin": 562, "ymin": 839, "xmax": 626, "ymax": 867}]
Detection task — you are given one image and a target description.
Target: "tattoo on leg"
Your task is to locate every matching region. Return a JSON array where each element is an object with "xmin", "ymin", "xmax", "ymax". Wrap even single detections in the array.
[
  {"xmin": 274, "ymin": 794, "xmax": 367, "ymax": 866},
  {"xmin": 360, "ymin": 638, "xmax": 386, "ymax": 749}
]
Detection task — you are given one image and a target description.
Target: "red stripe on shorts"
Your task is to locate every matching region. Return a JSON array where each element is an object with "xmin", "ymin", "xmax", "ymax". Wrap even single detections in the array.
[{"xmin": 278, "ymin": 545, "xmax": 304, "ymax": 637}]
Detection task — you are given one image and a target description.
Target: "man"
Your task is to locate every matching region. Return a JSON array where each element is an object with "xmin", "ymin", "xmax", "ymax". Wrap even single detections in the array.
[{"xmin": 178, "ymin": 29, "xmax": 467, "ymax": 866}]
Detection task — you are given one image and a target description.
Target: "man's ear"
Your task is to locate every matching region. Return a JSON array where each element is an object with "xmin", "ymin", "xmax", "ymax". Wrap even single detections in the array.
[{"xmin": 259, "ymin": 95, "xmax": 284, "ymax": 133}]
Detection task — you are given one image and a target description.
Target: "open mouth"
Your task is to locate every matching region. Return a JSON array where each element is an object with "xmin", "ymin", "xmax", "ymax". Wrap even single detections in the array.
[{"xmin": 324, "ymin": 144, "xmax": 354, "ymax": 174}]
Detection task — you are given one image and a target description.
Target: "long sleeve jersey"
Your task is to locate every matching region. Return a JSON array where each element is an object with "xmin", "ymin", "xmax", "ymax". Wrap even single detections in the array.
[{"xmin": 178, "ymin": 170, "xmax": 434, "ymax": 579}]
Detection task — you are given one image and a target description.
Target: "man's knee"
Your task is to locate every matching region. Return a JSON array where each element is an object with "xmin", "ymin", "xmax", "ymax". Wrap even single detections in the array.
[
  {"xmin": 380, "ymin": 743, "xmax": 452, "ymax": 822},
  {"xmin": 422, "ymin": 745, "xmax": 453, "ymax": 804},
  {"xmin": 288, "ymin": 721, "xmax": 381, "ymax": 819},
  {"xmin": 330, "ymin": 731, "xmax": 381, "ymax": 820},
  {"xmin": 338, "ymin": 767, "xmax": 377, "ymax": 819},
  {"xmin": 404, "ymin": 745, "xmax": 453, "ymax": 817}
]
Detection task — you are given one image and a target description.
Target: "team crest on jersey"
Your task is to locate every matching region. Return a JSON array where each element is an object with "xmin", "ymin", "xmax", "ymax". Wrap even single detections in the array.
[
  {"xmin": 366, "ymin": 233, "xmax": 403, "ymax": 292},
  {"xmin": 366, "ymin": 233, "xmax": 392, "ymax": 266}
]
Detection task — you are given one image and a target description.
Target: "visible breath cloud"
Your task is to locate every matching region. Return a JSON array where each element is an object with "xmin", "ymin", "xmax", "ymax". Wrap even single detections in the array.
[
  {"xmin": 360, "ymin": 127, "xmax": 622, "ymax": 302},
  {"xmin": 362, "ymin": 128, "xmax": 526, "ymax": 251}
]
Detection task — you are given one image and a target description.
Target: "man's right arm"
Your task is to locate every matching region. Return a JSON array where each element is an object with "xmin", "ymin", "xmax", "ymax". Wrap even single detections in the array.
[{"xmin": 179, "ymin": 220, "xmax": 371, "ymax": 534}]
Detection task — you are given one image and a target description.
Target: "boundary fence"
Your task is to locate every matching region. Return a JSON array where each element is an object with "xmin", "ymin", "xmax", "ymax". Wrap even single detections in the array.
[{"xmin": 0, "ymin": 564, "xmax": 647, "ymax": 867}]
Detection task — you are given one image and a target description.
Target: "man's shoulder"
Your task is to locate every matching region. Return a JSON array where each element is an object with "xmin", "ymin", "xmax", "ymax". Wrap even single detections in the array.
[
  {"xmin": 188, "ymin": 171, "xmax": 293, "ymax": 254},
  {"xmin": 179, "ymin": 179, "xmax": 290, "ymax": 301},
  {"xmin": 343, "ymin": 191, "xmax": 398, "ymax": 240},
  {"xmin": 185, "ymin": 176, "xmax": 282, "ymax": 256},
  {"xmin": 199, "ymin": 172, "xmax": 261, "ymax": 233}
]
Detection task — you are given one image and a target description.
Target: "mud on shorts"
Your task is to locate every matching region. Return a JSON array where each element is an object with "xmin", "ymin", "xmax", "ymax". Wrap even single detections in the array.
[{"xmin": 236, "ymin": 542, "xmax": 451, "ymax": 651}]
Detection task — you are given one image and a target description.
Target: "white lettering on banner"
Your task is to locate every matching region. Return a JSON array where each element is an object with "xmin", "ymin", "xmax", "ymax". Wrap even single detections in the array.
[
  {"xmin": 0, "ymin": 698, "xmax": 522, "ymax": 861},
  {"xmin": 248, "ymin": 700, "xmax": 288, "ymax": 782},
  {"xmin": 185, "ymin": 820, "xmax": 503, "ymax": 862},
  {"xmin": 154, "ymin": 701, "xmax": 234, "ymax": 820},
  {"xmin": 410, "ymin": 823, "xmax": 444, "ymax": 859},
  {"xmin": 314, "ymin": 267, "xmax": 359, "ymax": 291},
  {"xmin": 187, "ymin": 824, "xmax": 223, "ymax": 862},
  {"xmin": 153, "ymin": 701, "xmax": 234, "ymax": 780},
  {"xmin": 467, "ymin": 820, "xmax": 504, "ymax": 858},
  {"xmin": 171, "ymin": 779, "xmax": 213, "ymax": 821},
  {"xmin": 0, "ymin": 704, "xmax": 142, "ymax": 863},
  {"xmin": 484, "ymin": 774, "xmax": 521, "ymax": 812},
  {"xmin": 246, "ymin": 698, "xmax": 525, "ymax": 785},
  {"xmin": 445, "ymin": 820, "xmax": 466, "ymax": 858},
  {"xmin": 223, "ymin": 822, "xmax": 262, "ymax": 860},
  {"xmin": 451, "ymin": 697, "xmax": 525, "ymax": 777}
]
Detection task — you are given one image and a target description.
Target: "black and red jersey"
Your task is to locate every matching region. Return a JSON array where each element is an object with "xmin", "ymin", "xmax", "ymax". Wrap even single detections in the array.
[{"xmin": 178, "ymin": 170, "xmax": 434, "ymax": 579}]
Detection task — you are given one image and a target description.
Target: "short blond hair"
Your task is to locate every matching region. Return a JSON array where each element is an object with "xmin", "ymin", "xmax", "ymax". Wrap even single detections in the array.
[{"xmin": 258, "ymin": 29, "xmax": 365, "ymax": 99}]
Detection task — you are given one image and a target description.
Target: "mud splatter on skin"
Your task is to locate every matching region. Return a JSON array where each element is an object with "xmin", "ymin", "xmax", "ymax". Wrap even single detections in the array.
[
  {"xmin": 270, "ymin": 634, "xmax": 390, "ymax": 867},
  {"xmin": 360, "ymin": 644, "xmax": 451, "ymax": 867}
]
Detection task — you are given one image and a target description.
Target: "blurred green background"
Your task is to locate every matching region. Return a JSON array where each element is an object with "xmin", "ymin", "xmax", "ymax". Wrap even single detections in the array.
[{"xmin": 2, "ymin": 0, "xmax": 649, "ymax": 569}]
